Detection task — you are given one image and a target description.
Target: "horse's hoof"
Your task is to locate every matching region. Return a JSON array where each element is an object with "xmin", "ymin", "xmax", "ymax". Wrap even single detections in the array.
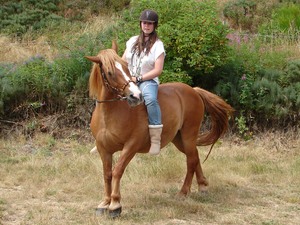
[
  {"xmin": 109, "ymin": 207, "xmax": 122, "ymax": 218},
  {"xmin": 199, "ymin": 185, "xmax": 209, "ymax": 193},
  {"xmin": 175, "ymin": 192, "xmax": 187, "ymax": 201},
  {"xmin": 95, "ymin": 207, "xmax": 108, "ymax": 216}
]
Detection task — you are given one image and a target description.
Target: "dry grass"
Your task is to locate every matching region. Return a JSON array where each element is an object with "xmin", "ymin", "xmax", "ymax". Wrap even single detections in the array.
[
  {"xmin": 0, "ymin": 131, "xmax": 299, "ymax": 225},
  {"xmin": 0, "ymin": 36, "xmax": 54, "ymax": 63},
  {"xmin": 0, "ymin": 14, "xmax": 115, "ymax": 63}
]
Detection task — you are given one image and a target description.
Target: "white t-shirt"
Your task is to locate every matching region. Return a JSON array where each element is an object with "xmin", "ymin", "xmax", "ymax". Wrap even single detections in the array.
[{"xmin": 124, "ymin": 35, "xmax": 165, "ymax": 84}]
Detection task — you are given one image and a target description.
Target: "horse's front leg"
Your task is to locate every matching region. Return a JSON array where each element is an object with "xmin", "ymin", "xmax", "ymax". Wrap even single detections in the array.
[
  {"xmin": 96, "ymin": 151, "xmax": 113, "ymax": 214},
  {"xmin": 108, "ymin": 149, "xmax": 136, "ymax": 217}
]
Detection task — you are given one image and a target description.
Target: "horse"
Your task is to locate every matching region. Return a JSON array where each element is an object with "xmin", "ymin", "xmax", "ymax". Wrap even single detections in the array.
[{"xmin": 85, "ymin": 41, "xmax": 234, "ymax": 218}]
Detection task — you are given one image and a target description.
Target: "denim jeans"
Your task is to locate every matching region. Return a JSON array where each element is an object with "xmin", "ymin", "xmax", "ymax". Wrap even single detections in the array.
[{"xmin": 138, "ymin": 80, "xmax": 162, "ymax": 125}]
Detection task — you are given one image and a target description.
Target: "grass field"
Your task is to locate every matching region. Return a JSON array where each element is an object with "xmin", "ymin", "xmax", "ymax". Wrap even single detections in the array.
[{"xmin": 0, "ymin": 131, "xmax": 299, "ymax": 225}]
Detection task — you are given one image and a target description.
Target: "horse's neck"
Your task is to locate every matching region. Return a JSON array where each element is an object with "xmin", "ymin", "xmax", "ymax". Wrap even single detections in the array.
[{"xmin": 99, "ymin": 88, "xmax": 116, "ymax": 101}]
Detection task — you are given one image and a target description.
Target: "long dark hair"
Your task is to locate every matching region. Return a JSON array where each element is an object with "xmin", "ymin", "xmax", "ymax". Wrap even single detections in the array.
[{"xmin": 131, "ymin": 22, "xmax": 158, "ymax": 56}]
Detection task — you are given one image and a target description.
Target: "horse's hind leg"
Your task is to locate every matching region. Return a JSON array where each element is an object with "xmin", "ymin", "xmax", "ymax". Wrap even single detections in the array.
[
  {"xmin": 195, "ymin": 161, "xmax": 209, "ymax": 192},
  {"xmin": 172, "ymin": 133, "xmax": 201, "ymax": 196},
  {"xmin": 173, "ymin": 131, "xmax": 209, "ymax": 195}
]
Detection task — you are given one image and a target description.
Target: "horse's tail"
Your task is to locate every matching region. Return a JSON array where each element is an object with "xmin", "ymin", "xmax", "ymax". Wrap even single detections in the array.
[{"xmin": 193, "ymin": 87, "xmax": 234, "ymax": 147}]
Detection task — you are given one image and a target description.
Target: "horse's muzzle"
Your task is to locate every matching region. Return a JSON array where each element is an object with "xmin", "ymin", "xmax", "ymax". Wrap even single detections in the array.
[{"xmin": 127, "ymin": 93, "xmax": 144, "ymax": 107}]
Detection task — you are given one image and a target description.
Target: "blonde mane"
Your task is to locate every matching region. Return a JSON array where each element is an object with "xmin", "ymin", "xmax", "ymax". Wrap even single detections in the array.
[{"xmin": 89, "ymin": 49, "xmax": 128, "ymax": 98}]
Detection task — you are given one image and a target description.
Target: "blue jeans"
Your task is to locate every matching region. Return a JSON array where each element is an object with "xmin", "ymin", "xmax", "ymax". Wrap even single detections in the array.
[{"xmin": 138, "ymin": 80, "xmax": 161, "ymax": 125}]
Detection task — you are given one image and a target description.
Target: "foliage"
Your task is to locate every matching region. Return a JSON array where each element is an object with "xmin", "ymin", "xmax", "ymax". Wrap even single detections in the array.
[
  {"xmin": 103, "ymin": 0, "xmax": 131, "ymax": 11},
  {"xmin": 223, "ymin": 0, "xmax": 300, "ymax": 33},
  {"xmin": 0, "ymin": 0, "xmax": 64, "ymax": 36},
  {"xmin": 253, "ymin": 61, "xmax": 300, "ymax": 118},
  {"xmin": 0, "ymin": 37, "xmax": 95, "ymax": 117},
  {"xmin": 214, "ymin": 38, "xmax": 300, "ymax": 129},
  {"xmin": 235, "ymin": 114, "xmax": 251, "ymax": 140},
  {"xmin": 274, "ymin": 3, "xmax": 300, "ymax": 31},
  {"xmin": 113, "ymin": 0, "xmax": 230, "ymax": 83},
  {"xmin": 159, "ymin": 70, "xmax": 192, "ymax": 85},
  {"xmin": 258, "ymin": 2, "xmax": 300, "ymax": 43},
  {"xmin": 1, "ymin": 0, "xmax": 300, "ymax": 131},
  {"xmin": 223, "ymin": 0, "xmax": 257, "ymax": 31},
  {"xmin": 0, "ymin": 0, "xmax": 127, "ymax": 37}
]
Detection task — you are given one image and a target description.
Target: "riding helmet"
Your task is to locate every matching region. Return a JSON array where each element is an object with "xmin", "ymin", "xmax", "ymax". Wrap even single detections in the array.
[{"xmin": 139, "ymin": 10, "xmax": 158, "ymax": 23}]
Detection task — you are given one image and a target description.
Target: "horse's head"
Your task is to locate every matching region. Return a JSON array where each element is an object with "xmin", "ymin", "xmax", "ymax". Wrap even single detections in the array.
[{"xmin": 86, "ymin": 42, "xmax": 143, "ymax": 107}]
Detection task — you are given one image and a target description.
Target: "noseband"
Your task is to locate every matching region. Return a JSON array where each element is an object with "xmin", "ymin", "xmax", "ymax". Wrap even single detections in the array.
[{"xmin": 97, "ymin": 64, "xmax": 134, "ymax": 103}]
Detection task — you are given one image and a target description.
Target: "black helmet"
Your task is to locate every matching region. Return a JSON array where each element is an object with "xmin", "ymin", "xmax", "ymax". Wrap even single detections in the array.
[{"xmin": 139, "ymin": 10, "xmax": 158, "ymax": 23}]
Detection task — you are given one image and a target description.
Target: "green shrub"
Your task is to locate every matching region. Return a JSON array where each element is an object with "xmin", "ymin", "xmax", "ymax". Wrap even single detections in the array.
[
  {"xmin": 252, "ymin": 66, "xmax": 300, "ymax": 120},
  {"xmin": 113, "ymin": 0, "xmax": 230, "ymax": 84},
  {"xmin": 160, "ymin": 70, "xmax": 192, "ymax": 85},
  {"xmin": 0, "ymin": 39, "xmax": 94, "ymax": 117},
  {"xmin": 213, "ymin": 34, "xmax": 300, "ymax": 128},
  {"xmin": 0, "ymin": 0, "xmax": 64, "ymax": 36},
  {"xmin": 0, "ymin": 0, "xmax": 126, "ymax": 37},
  {"xmin": 215, "ymin": 58, "xmax": 300, "ymax": 128},
  {"xmin": 2, "ymin": 0, "xmax": 299, "ymax": 130}
]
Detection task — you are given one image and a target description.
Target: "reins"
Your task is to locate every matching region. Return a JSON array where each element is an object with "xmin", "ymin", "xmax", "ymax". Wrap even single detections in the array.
[{"xmin": 96, "ymin": 96, "xmax": 127, "ymax": 104}]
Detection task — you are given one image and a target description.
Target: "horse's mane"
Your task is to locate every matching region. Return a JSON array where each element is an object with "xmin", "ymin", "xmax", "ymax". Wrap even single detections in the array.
[{"xmin": 89, "ymin": 49, "xmax": 128, "ymax": 98}]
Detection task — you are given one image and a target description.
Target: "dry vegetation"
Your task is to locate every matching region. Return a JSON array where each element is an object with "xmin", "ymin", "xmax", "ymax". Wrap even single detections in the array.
[
  {"xmin": 0, "ymin": 15, "xmax": 115, "ymax": 63},
  {"xmin": 0, "ymin": 131, "xmax": 299, "ymax": 225}
]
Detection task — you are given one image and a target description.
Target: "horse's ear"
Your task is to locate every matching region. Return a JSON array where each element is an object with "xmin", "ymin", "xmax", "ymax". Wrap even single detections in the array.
[
  {"xmin": 85, "ymin": 56, "xmax": 101, "ymax": 65},
  {"xmin": 112, "ymin": 40, "xmax": 118, "ymax": 54}
]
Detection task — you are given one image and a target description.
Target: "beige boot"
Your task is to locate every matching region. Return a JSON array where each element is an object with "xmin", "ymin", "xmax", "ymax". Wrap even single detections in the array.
[
  {"xmin": 148, "ymin": 125, "xmax": 163, "ymax": 155},
  {"xmin": 90, "ymin": 146, "xmax": 98, "ymax": 154}
]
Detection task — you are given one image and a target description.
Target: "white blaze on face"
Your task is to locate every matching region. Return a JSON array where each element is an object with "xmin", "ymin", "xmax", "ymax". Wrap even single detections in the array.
[{"xmin": 115, "ymin": 61, "xmax": 141, "ymax": 99}]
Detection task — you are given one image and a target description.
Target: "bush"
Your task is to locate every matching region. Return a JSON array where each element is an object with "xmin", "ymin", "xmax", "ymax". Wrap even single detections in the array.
[
  {"xmin": 214, "ymin": 55, "xmax": 300, "ymax": 129},
  {"xmin": 0, "ymin": 0, "xmax": 64, "ymax": 36},
  {"xmin": 0, "ymin": 0, "xmax": 128, "ymax": 37},
  {"xmin": 2, "ymin": 0, "xmax": 299, "ymax": 131},
  {"xmin": 253, "ymin": 65, "xmax": 300, "ymax": 119},
  {"xmin": 112, "ymin": 0, "xmax": 230, "ymax": 84},
  {"xmin": 0, "ymin": 37, "xmax": 95, "ymax": 118},
  {"xmin": 213, "ymin": 32, "xmax": 300, "ymax": 130}
]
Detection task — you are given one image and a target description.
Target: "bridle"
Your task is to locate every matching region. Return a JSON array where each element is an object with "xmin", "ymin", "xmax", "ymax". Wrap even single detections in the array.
[{"xmin": 96, "ymin": 64, "xmax": 135, "ymax": 104}]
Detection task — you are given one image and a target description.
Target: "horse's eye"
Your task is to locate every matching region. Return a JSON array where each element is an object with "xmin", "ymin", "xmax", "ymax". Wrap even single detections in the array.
[{"xmin": 108, "ymin": 72, "xmax": 112, "ymax": 76}]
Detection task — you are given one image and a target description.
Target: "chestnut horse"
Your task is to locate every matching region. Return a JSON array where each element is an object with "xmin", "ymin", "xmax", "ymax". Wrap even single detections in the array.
[{"xmin": 86, "ymin": 42, "xmax": 234, "ymax": 218}]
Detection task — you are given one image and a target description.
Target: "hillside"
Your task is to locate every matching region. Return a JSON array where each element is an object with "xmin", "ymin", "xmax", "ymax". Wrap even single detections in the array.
[{"xmin": 1, "ymin": 0, "xmax": 300, "ymax": 135}]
